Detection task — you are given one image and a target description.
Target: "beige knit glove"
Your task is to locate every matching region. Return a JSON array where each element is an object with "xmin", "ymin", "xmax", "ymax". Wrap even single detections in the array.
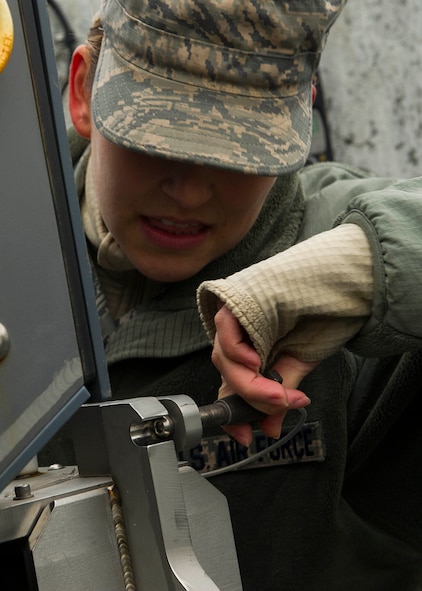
[{"xmin": 197, "ymin": 224, "xmax": 373, "ymax": 367}]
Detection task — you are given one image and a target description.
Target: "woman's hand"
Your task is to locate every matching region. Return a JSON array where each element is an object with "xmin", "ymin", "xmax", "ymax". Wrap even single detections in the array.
[{"xmin": 212, "ymin": 305, "xmax": 318, "ymax": 447}]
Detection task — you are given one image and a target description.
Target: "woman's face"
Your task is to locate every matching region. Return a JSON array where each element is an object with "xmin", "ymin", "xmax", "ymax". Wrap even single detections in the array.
[
  {"xmin": 89, "ymin": 126, "xmax": 276, "ymax": 282},
  {"xmin": 69, "ymin": 46, "xmax": 276, "ymax": 282}
]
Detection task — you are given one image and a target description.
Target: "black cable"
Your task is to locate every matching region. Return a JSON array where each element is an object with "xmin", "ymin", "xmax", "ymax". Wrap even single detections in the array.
[{"xmin": 203, "ymin": 407, "xmax": 307, "ymax": 478}]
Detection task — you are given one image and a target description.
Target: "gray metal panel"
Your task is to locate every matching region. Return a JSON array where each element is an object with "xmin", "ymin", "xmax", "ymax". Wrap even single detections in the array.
[
  {"xmin": 33, "ymin": 488, "xmax": 126, "ymax": 591},
  {"xmin": 0, "ymin": 0, "xmax": 109, "ymax": 491}
]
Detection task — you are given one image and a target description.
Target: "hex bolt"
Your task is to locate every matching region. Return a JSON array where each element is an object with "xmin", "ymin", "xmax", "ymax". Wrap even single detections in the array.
[{"xmin": 13, "ymin": 483, "xmax": 34, "ymax": 500}]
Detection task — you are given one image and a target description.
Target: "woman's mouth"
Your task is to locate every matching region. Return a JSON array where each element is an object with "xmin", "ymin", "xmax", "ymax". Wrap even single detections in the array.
[
  {"xmin": 140, "ymin": 216, "xmax": 211, "ymax": 249},
  {"xmin": 149, "ymin": 217, "xmax": 205, "ymax": 234}
]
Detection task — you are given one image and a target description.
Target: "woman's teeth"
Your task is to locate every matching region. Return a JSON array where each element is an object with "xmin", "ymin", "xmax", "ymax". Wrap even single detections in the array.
[{"xmin": 154, "ymin": 218, "xmax": 203, "ymax": 234}]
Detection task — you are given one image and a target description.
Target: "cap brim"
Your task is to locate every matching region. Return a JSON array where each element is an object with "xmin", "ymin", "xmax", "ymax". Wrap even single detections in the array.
[{"xmin": 92, "ymin": 36, "xmax": 313, "ymax": 176}]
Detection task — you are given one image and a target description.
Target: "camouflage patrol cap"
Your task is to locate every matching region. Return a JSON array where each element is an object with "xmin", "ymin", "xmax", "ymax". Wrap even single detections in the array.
[{"xmin": 92, "ymin": 0, "xmax": 347, "ymax": 175}]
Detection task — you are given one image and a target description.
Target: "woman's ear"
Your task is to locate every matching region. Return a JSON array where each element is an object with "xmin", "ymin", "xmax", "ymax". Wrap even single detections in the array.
[
  {"xmin": 311, "ymin": 83, "xmax": 317, "ymax": 105},
  {"xmin": 68, "ymin": 45, "xmax": 93, "ymax": 139}
]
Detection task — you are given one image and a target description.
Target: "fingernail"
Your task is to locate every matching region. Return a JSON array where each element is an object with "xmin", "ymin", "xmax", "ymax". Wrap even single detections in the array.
[
  {"xmin": 290, "ymin": 395, "xmax": 311, "ymax": 409},
  {"xmin": 267, "ymin": 427, "xmax": 282, "ymax": 440},
  {"xmin": 233, "ymin": 434, "xmax": 251, "ymax": 448}
]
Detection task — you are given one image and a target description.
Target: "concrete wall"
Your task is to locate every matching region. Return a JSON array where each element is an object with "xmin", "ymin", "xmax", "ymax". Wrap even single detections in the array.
[{"xmin": 320, "ymin": 0, "xmax": 422, "ymax": 178}]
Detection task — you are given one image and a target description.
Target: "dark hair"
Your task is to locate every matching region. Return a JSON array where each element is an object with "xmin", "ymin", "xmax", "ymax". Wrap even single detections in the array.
[{"xmin": 85, "ymin": 15, "xmax": 104, "ymax": 89}]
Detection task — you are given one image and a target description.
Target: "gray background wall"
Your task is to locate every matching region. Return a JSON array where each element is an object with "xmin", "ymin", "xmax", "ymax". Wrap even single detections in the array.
[{"xmin": 320, "ymin": 0, "xmax": 422, "ymax": 178}]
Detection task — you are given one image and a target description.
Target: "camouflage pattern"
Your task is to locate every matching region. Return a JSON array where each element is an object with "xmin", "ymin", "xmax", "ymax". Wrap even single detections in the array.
[{"xmin": 92, "ymin": 0, "xmax": 347, "ymax": 175}]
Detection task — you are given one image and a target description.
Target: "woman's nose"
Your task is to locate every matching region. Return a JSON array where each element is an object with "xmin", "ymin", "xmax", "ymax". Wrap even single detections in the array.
[{"xmin": 161, "ymin": 164, "xmax": 213, "ymax": 208}]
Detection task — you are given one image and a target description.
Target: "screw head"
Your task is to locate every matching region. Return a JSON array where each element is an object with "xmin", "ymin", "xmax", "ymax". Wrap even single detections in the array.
[
  {"xmin": 153, "ymin": 416, "xmax": 173, "ymax": 438},
  {"xmin": 0, "ymin": 323, "xmax": 10, "ymax": 361}
]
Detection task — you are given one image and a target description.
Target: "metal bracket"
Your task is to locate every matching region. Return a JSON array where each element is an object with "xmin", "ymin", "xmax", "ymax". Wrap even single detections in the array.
[{"xmin": 72, "ymin": 396, "xmax": 243, "ymax": 591}]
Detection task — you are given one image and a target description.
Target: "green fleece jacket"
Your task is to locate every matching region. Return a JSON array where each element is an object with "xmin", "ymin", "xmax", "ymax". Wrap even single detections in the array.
[{"xmin": 48, "ymin": 131, "xmax": 422, "ymax": 590}]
